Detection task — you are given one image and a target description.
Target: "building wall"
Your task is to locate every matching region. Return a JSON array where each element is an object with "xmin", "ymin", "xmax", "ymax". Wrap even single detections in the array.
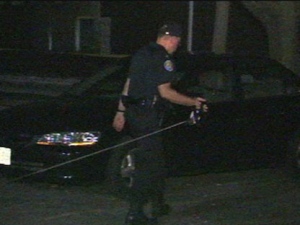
[
  {"xmin": 242, "ymin": 1, "xmax": 299, "ymax": 75},
  {"xmin": 45, "ymin": 1, "xmax": 102, "ymax": 52},
  {"xmin": 0, "ymin": 1, "xmax": 299, "ymax": 75},
  {"xmin": 0, "ymin": 1, "xmax": 102, "ymax": 52}
]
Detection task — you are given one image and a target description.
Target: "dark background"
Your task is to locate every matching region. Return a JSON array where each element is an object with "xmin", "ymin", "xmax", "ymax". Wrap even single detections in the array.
[
  {"xmin": 100, "ymin": 1, "xmax": 216, "ymax": 54},
  {"xmin": 0, "ymin": 1, "xmax": 268, "ymax": 56}
]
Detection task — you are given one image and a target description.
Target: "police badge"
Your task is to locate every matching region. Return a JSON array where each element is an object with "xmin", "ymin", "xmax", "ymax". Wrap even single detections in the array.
[{"xmin": 164, "ymin": 60, "xmax": 174, "ymax": 72}]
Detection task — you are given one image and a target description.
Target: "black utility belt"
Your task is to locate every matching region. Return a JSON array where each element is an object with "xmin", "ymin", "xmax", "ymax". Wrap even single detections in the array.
[{"xmin": 122, "ymin": 95, "xmax": 157, "ymax": 108}]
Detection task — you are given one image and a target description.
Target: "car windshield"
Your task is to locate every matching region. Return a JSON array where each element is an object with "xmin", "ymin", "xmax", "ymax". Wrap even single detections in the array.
[
  {"xmin": 0, "ymin": 50, "xmax": 130, "ymax": 98},
  {"xmin": 65, "ymin": 64, "xmax": 129, "ymax": 97}
]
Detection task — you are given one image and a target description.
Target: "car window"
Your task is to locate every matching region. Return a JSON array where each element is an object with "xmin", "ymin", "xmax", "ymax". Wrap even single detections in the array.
[
  {"xmin": 241, "ymin": 74, "xmax": 283, "ymax": 99},
  {"xmin": 174, "ymin": 55, "xmax": 300, "ymax": 103},
  {"xmin": 237, "ymin": 60, "xmax": 292, "ymax": 99},
  {"xmin": 96, "ymin": 70, "xmax": 128, "ymax": 94},
  {"xmin": 68, "ymin": 65, "xmax": 128, "ymax": 97},
  {"xmin": 184, "ymin": 69, "xmax": 234, "ymax": 103}
]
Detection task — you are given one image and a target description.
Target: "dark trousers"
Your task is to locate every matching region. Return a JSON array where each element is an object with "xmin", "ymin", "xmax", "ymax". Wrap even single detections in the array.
[{"xmin": 126, "ymin": 105, "xmax": 166, "ymax": 213}]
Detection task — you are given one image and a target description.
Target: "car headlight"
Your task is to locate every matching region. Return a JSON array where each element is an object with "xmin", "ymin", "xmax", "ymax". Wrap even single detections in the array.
[{"xmin": 36, "ymin": 131, "xmax": 101, "ymax": 146}]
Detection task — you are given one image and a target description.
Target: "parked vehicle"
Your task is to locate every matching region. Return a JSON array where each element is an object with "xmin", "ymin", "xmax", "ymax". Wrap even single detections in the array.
[{"xmin": 0, "ymin": 50, "xmax": 299, "ymax": 192}]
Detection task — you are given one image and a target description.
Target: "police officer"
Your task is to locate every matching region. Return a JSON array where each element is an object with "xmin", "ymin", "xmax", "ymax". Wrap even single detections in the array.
[{"xmin": 112, "ymin": 22, "xmax": 207, "ymax": 225}]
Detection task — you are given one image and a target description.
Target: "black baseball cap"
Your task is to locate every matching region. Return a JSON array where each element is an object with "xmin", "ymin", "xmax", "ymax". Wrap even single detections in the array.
[{"xmin": 157, "ymin": 22, "xmax": 182, "ymax": 37}]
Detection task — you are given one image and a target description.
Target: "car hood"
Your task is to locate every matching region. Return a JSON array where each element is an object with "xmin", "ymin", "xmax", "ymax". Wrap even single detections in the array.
[{"xmin": 0, "ymin": 95, "xmax": 118, "ymax": 137}]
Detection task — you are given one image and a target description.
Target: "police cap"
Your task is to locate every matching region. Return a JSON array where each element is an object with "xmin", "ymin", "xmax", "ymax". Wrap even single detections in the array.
[{"xmin": 157, "ymin": 22, "xmax": 182, "ymax": 37}]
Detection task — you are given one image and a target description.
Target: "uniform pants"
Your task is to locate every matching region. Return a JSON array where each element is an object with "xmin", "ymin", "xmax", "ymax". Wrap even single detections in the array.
[{"xmin": 126, "ymin": 104, "xmax": 166, "ymax": 214}]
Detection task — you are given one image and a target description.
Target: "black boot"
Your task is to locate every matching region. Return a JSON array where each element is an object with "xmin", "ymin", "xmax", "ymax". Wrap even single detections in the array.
[{"xmin": 124, "ymin": 212, "xmax": 158, "ymax": 225}]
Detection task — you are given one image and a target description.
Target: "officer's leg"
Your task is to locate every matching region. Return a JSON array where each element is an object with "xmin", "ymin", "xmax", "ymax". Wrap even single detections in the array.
[
  {"xmin": 125, "ymin": 148, "xmax": 159, "ymax": 225},
  {"xmin": 125, "ymin": 107, "xmax": 166, "ymax": 223},
  {"xmin": 124, "ymin": 107, "xmax": 150, "ymax": 220},
  {"xmin": 139, "ymin": 135, "xmax": 171, "ymax": 218}
]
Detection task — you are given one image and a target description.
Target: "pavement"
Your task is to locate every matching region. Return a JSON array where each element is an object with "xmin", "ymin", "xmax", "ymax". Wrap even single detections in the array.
[{"xmin": 1, "ymin": 168, "xmax": 299, "ymax": 225}]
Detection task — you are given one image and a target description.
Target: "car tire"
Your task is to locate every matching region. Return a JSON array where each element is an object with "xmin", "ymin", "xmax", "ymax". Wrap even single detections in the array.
[
  {"xmin": 105, "ymin": 135, "xmax": 137, "ymax": 198},
  {"xmin": 286, "ymin": 132, "xmax": 300, "ymax": 179}
]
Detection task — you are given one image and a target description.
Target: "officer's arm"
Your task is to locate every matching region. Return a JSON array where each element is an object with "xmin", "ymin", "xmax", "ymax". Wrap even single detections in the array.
[
  {"xmin": 158, "ymin": 82, "xmax": 206, "ymax": 108},
  {"xmin": 117, "ymin": 78, "xmax": 130, "ymax": 112},
  {"xmin": 112, "ymin": 78, "xmax": 130, "ymax": 132}
]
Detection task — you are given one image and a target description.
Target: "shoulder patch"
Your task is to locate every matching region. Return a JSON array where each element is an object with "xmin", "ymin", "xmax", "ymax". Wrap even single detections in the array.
[{"xmin": 164, "ymin": 60, "xmax": 174, "ymax": 72}]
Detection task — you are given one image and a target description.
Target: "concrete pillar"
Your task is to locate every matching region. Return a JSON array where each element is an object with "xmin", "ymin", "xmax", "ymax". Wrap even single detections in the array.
[
  {"xmin": 187, "ymin": 1, "xmax": 194, "ymax": 53},
  {"xmin": 278, "ymin": 1, "xmax": 297, "ymax": 73},
  {"xmin": 212, "ymin": 1, "xmax": 230, "ymax": 54}
]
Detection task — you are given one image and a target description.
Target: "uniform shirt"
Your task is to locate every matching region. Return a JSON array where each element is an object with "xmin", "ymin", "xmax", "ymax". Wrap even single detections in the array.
[{"xmin": 128, "ymin": 42, "xmax": 177, "ymax": 99}]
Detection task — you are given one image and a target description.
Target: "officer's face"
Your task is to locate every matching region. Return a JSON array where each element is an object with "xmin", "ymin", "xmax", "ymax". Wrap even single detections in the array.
[{"xmin": 167, "ymin": 36, "xmax": 181, "ymax": 54}]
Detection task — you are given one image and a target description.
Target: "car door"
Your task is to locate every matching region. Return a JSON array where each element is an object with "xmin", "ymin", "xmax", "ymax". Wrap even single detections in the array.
[
  {"xmin": 162, "ymin": 56, "xmax": 300, "ymax": 176},
  {"xmin": 231, "ymin": 61, "xmax": 300, "ymax": 166},
  {"xmin": 162, "ymin": 65, "xmax": 257, "ymax": 175}
]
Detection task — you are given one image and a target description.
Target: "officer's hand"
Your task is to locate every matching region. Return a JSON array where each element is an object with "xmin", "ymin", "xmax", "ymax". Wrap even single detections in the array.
[
  {"xmin": 112, "ymin": 112, "xmax": 125, "ymax": 132},
  {"xmin": 194, "ymin": 97, "xmax": 207, "ymax": 110},
  {"xmin": 202, "ymin": 103, "xmax": 209, "ymax": 112}
]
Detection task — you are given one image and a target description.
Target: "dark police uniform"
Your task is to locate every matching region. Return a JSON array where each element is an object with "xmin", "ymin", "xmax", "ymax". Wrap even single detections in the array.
[{"xmin": 123, "ymin": 41, "xmax": 177, "ymax": 223}]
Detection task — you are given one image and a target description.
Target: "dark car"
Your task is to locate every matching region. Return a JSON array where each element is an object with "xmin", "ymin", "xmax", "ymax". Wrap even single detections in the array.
[
  {"xmin": 0, "ymin": 50, "xmax": 299, "ymax": 192},
  {"xmin": 0, "ymin": 50, "xmax": 131, "ymax": 183}
]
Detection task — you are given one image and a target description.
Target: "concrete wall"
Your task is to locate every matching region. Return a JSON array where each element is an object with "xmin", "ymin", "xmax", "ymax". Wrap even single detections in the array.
[
  {"xmin": 242, "ymin": 1, "xmax": 299, "ymax": 75},
  {"xmin": 1, "ymin": 1, "xmax": 299, "ymax": 74},
  {"xmin": 46, "ymin": 1, "xmax": 102, "ymax": 52},
  {"xmin": 208, "ymin": 1, "xmax": 299, "ymax": 75}
]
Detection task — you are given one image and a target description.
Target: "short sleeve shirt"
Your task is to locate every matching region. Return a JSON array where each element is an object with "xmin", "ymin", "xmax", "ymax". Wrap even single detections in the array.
[{"xmin": 128, "ymin": 42, "xmax": 177, "ymax": 99}]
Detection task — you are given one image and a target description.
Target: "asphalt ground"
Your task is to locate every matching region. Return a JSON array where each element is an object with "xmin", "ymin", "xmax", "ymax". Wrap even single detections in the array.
[{"xmin": 0, "ymin": 168, "xmax": 299, "ymax": 225}]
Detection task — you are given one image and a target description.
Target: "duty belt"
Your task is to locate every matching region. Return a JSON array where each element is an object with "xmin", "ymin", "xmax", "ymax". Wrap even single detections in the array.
[{"xmin": 122, "ymin": 95, "xmax": 157, "ymax": 108}]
